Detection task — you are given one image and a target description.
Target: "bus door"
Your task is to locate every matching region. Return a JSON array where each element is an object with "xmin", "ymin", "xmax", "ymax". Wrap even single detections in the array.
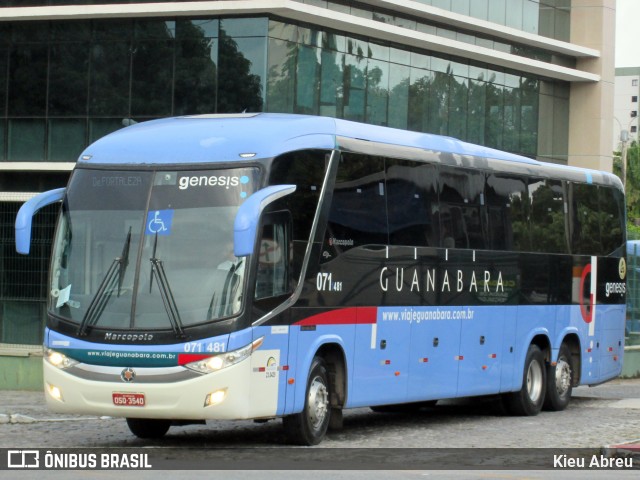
[{"xmin": 250, "ymin": 211, "xmax": 294, "ymax": 416}]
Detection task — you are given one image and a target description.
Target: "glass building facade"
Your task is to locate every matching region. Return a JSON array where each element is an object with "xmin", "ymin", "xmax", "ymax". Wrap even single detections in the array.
[
  {"xmin": 0, "ymin": 0, "xmax": 571, "ymax": 41},
  {"xmin": 0, "ymin": 15, "xmax": 570, "ymax": 167},
  {"xmin": 411, "ymin": 0, "xmax": 570, "ymax": 40},
  {"xmin": 0, "ymin": 1, "xmax": 574, "ymax": 44},
  {"xmin": 0, "ymin": 1, "xmax": 610, "ymax": 351}
]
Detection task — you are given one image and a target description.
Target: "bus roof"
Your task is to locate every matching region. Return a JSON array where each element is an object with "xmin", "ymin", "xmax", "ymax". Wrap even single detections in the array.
[{"xmin": 78, "ymin": 113, "xmax": 618, "ymax": 187}]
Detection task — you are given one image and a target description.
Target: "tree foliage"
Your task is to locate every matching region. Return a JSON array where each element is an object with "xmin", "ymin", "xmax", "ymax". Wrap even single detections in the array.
[{"xmin": 613, "ymin": 141, "xmax": 640, "ymax": 221}]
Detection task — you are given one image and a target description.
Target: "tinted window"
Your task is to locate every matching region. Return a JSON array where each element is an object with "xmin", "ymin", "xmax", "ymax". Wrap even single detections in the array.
[
  {"xmin": 600, "ymin": 186, "xmax": 625, "ymax": 255},
  {"xmin": 485, "ymin": 173, "xmax": 529, "ymax": 251},
  {"xmin": 269, "ymin": 150, "xmax": 329, "ymax": 282},
  {"xmin": 386, "ymin": 160, "xmax": 438, "ymax": 246},
  {"xmin": 269, "ymin": 150, "xmax": 329, "ymax": 241},
  {"xmin": 255, "ymin": 217, "xmax": 290, "ymax": 300},
  {"xmin": 323, "ymin": 153, "xmax": 387, "ymax": 260},
  {"xmin": 438, "ymin": 166, "xmax": 485, "ymax": 249},
  {"xmin": 529, "ymin": 179, "xmax": 567, "ymax": 254},
  {"xmin": 568, "ymin": 182, "xmax": 600, "ymax": 255}
]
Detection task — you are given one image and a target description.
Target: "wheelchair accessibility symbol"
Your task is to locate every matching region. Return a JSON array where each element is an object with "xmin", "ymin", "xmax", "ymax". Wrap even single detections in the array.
[{"xmin": 145, "ymin": 209, "xmax": 174, "ymax": 236}]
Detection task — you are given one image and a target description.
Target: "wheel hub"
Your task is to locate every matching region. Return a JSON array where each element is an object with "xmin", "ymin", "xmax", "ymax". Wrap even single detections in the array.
[
  {"xmin": 526, "ymin": 359, "xmax": 543, "ymax": 402},
  {"xmin": 307, "ymin": 376, "xmax": 329, "ymax": 429},
  {"xmin": 555, "ymin": 358, "xmax": 572, "ymax": 396}
]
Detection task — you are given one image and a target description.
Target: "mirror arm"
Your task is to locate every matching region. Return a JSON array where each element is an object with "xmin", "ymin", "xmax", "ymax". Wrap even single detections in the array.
[{"xmin": 15, "ymin": 188, "xmax": 66, "ymax": 255}]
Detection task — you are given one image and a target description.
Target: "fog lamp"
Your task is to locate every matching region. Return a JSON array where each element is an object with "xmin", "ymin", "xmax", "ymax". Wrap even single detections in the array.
[
  {"xmin": 204, "ymin": 388, "xmax": 227, "ymax": 407},
  {"xmin": 47, "ymin": 383, "xmax": 64, "ymax": 402}
]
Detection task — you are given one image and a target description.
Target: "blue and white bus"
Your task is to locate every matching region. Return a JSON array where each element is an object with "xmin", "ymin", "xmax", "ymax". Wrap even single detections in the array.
[{"xmin": 16, "ymin": 114, "xmax": 626, "ymax": 445}]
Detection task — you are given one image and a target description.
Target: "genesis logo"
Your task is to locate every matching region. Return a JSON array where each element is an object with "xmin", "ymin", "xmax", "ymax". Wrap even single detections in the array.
[{"xmin": 178, "ymin": 174, "xmax": 250, "ymax": 190}]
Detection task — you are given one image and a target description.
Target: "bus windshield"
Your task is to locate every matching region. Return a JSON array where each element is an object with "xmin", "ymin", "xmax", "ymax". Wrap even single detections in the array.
[{"xmin": 50, "ymin": 167, "xmax": 260, "ymax": 334}]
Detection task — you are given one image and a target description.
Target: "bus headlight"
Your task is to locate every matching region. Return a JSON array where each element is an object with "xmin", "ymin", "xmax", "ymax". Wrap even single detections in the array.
[
  {"xmin": 44, "ymin": 349, "xmax": 79, "ymax": 369},
  {"xmin": 184, "ymin": 337, "xmax": 264, "ymax": 374}
]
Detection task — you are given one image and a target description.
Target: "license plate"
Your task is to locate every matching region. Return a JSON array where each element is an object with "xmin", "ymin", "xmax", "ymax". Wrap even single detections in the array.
[{"xmin": 112, "ymin": 392, "xmax": 145, "ymax": 407}]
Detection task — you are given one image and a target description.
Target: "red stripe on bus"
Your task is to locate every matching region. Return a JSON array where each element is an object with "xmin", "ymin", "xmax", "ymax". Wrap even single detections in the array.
[
  {"xmin": 294, "ymin": 307, "xmax": 377, "ymax": 326},
  {"xmin": 357, "ymin": 307, "xmax": 378, "ymax": 324},
  {"xmin": 177, "ymin": 354, "xmax": 211, "ymax": 365}
]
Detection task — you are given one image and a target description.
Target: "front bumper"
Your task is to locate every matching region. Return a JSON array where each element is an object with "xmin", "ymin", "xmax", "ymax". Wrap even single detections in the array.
[{"xmin": 43, "ymin": 357, "xmax": 257, "ymax": 420}]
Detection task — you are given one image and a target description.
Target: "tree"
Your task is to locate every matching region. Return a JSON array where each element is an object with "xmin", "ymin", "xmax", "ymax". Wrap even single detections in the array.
[
  {"xmin": 614, "ymin": 141, "xmax": 640, "ymax": 222},
  {"xmin": 217, "ymin": 28, "xmax": 263, "ymax": 113}
]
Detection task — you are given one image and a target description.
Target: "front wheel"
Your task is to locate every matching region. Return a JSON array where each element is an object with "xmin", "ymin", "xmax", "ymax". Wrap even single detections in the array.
[
  {"xmin": 504, "ymin": 344, "xmax": 546, "ymax": 416},
  {"xmin": 543, "ymin": 343, "xmax": 573, "ymax": 411},
  {"xmin": 283, "ymin": 356, "xmax": 331, "ymax": 445},
  {"xmin": 126, "ymin": 418, "xmax": 171, "ymax": 439}
]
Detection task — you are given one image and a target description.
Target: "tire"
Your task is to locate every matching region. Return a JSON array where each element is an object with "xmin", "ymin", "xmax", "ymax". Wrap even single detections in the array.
[
  {"xmin": 126, "ymin": 418, "xmax": 171, "ymax": 439},
  {"xmin": 504, "ymin": 344, "xmax": 546, "ymax": 416},
  {"xmin": 543, "ymin": 343, "xmax": 573, "ymax": 411},
  {"xmin": 283, "ymin": 356, "xmax": 331, "ymax": 445}
]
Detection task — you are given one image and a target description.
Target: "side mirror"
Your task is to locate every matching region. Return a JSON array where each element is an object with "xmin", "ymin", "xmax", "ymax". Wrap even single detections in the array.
[
  {"xmin": 234, "ymin": 185, "xmax": 296, "ymax": 257},
  {"xmin": 15, "ymin": 188, "xmax": 66, "ymax": 255}
]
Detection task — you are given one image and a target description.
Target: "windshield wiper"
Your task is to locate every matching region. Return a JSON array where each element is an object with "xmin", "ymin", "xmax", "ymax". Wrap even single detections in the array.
[
  {"xmin": 77, "ymin": 228, "xmax": 132, "ymax": 337},
  {"xmin": 117, "ymin": 226, "xmax": 132, "ymax": 296},
  {"xmin": 149, "ymin": 233, "xmax": 186, "ymax": 339}
]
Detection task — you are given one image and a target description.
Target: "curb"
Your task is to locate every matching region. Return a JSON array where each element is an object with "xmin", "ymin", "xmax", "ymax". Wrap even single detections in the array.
[
  {"xmin": 0, "ymin": 413, "xmax": 109, "ymax": 424},
  {"xmin": 602, "ymin": 441, "xmax": 640, "ymax": 466}
]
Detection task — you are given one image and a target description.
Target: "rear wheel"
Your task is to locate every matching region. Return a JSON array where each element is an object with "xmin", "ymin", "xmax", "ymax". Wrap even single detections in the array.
[
  {"xmin": 283, "ymin": 356, "xmax": 331, "ymax": 445},
  {"xmin": 126, "ymin": 418, "xmax": 171, "ymax": 439},
  {"xmin": 504, "ymin": 344, "xmax": 546, "ymax": 416},
  {"xmin": 543, "ymin": 343, "xmax": 573, "ymax": 411}
]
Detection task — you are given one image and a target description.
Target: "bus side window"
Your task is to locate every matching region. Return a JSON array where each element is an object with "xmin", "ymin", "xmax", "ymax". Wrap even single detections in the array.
[
  {"xmin": 386, "ymin": 160, "xmax": 438, "ymax": 247},
  {"xmin": 599, "ymin": 186, "xmax": 625, "ymax": 255},
  {"xmin": 322, "ymin": 153, "xmax": 387, "ymax": 261},
  {"xmin": 485, "ymin": 173, "xmax": 528, "ymax": 251},
  {"xmin": 438, "ymin": 166, "xmax": 486, "ymax": 249},
  {"xmin": 568, "ymin": 182, "xmax": 601, "ymax": 255},
  {"xmin": 268, "ymin": 150, "xmax": 330, "ymax": 282},
  {"xmin": 528, "ymin": 179, "xmax": 568, "ymax": 254},
  {"xmin": 254, "ymin": 214, "xmax": 291, "ymax": 300}
]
